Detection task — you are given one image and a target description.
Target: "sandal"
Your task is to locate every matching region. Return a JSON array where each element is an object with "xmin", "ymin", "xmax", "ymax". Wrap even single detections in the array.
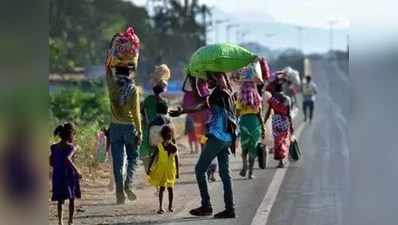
[{"xmin": 157, "ymin": 209, "xmax": 165, "ymax": 214}]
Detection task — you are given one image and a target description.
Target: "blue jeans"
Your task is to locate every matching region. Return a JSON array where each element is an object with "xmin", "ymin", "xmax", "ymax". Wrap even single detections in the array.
[
  {"xmin": 195, "ymin": 135, "xmax": 234, "ymax": 211},
  {"xmin": 109, "ymin": 123, "xmax": 139, "ymax": 197},
  {"xmin": 303, "ymin": 100, "xmax": 314, "ymax": 121}
]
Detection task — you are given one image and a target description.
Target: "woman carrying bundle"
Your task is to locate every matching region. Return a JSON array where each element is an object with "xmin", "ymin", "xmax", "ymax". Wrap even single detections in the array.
[
  {"xmin": 264, "ymin": 78, "xmax": 295, "ymax": 168},
  {"xmin": 236, "ymin": 81, "xmax": 265, "ymax": 179}
]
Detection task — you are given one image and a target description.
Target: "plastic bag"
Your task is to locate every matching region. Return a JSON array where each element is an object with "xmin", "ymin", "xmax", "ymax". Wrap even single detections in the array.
[{"xmin": 187, "ymin": 43, "xmax": 257, "ymax": 78}]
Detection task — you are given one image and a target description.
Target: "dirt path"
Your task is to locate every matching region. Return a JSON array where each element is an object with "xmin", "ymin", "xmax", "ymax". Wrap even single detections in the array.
[{"xmin": 48, "ymin": 138, "xmax": 248, "ymax": 225}]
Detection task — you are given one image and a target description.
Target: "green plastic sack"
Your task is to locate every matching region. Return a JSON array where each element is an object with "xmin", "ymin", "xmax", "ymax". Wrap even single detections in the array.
[{"xmin": 187, "ymin": 43, "xmax": 257, "ymax": 79}]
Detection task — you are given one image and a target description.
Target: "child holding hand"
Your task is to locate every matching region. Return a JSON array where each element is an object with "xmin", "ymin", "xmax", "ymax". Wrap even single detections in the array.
[{"xmin": 147, "ymin": 125, "xmax": 179, "ymax": 214}]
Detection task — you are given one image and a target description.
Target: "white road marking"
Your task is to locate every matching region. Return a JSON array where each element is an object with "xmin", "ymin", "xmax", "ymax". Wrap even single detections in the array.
[{"xmin": 250, "ymin": 123, "xmax": 306, "ymax": 225}]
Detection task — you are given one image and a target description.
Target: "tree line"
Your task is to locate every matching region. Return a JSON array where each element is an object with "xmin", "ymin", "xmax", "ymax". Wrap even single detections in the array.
[{"xmin": 50, "ymin": 0, "xmax": 210, "ymax": 83}]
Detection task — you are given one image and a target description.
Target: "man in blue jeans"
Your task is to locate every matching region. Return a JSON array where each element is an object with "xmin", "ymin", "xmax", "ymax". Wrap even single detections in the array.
[
  {"xmin": 171, "ymin": 73, "xmax": 237, "ymax": 218},
  {"xmin": 106, "ymin": 66, "xmax": 142, "ymax": 204}
]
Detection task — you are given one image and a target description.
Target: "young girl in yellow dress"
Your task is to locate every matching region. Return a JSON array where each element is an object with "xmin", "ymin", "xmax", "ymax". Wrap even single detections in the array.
[{"xmin": 147, "ymin": 125, "xmax": 179, "ymax": 214}]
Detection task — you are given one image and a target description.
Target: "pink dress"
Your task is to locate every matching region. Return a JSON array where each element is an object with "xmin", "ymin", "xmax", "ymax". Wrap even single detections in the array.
[{"xmin": 268, "ymin": 94, "xmax": 291, "ymax": 160}]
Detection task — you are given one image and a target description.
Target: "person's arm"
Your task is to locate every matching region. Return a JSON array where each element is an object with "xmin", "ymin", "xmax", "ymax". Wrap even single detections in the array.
[
  {"xmin": 175, "ymin": 154, "xmax": 180, "ymax": 179},
  {"xmin": 257, "ymin": 108, "xmax": 266, "ymax": 139},
  {"xmin": 147, "ymin": 148, "xmax": 159, "ymax": 175},
  {"xmin": 264, "ymin": 107, "xmax": 271, "ymax": 124},
  {"xmin": 288, "ymin": 99, "xmax": 295, "ymax": 135},
  {"xmin": 169, "ymin": 100, "xmax": 208, "ymax": 117},
  {"xmin": 67, "ymin": 149, "xmax": 82, "ymax": 178},
  {"xmin": 131, "ymin": 87, "xmax": 143, "ymax": 142},
  {"xmin": 263, "ymin": 91, "xmax": 272, "ymax": 123}
]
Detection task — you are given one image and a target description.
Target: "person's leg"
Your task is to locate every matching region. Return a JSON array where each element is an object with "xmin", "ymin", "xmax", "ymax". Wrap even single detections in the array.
[
  {"xmin": 189, "ymin": 140, "xmax": 194, "ymax": 153},
  {"xmin": 167, "ymin": 187, "xmax": 174, "ymax": 212},
  {"xmin": 208, "ymin": 163, "xmax": 217, "ymax": 182},
  {"xmin": 309, "ymin": 100, "xmax": 314, "ymax": 121},
  {"xmin": 303, "ymin": 101, "xmax": 308, "ymax": 121},
  {"xmin": 190, "ymin": 136, "xmax": 220, "ymax": 216},
  {"xmin": 240, "ymin": 149, "xmax": 248, "ymax": 177},
  {"xmin": 248, "ymin": 154, "xmax": 256, "ymax": 179},
  {"xmin": 194, "ymin": 141, "xmax": 200, "ymax": 154},
  {"xmin": 110, "ymin": 141, "xmax": 125, "ymax": 203},
  {"xmin": 109, "ymin": 124, "xmax": 126, "ymax": 203},
  {"xmin": 214, "ymin": 144, "xmax": 235, "ymax": 218},
  {"xmin": 158, "ymin": 187, "xmax": 165, "ymax": 214},
  {"xmin": 57, "ymin": 201, "xmax": 63, "ymax": 225},
  {"xmin": 124, "ymin": 125, "xmax": 139, "ymax": 200},
  {"xmin": 195, "ymin": 138, "xmax": 219, "ymax": 208},
  {"xmin": 68, "ymin": 199, "xmax": 74, "ymax": 225}
]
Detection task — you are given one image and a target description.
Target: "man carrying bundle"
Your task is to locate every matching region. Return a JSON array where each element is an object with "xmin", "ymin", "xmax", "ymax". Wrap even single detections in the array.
[{"xmin": 105, "ymin": 27, "xmax": 142, "ymax": 204}]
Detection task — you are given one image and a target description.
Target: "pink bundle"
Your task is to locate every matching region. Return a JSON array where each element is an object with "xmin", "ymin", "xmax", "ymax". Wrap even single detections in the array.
[
  {"xmin": 259, "ymin": 57, "xmax": 271, "ymax": 81},
  {"xmin": 106, "ymin": 27, "xmax": 141, "ymax": 68},
  {"xmin": 240, "ymin": 81, "xmax": 262, "ymax": 108},
  {"xmin": 114, "ymin": 27, "xmax": 140, "ymax": 57}
]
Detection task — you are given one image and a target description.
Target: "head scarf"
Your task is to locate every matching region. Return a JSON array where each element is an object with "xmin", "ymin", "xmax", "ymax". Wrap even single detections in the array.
[
  {"xmin": 113, "ymin": 67, "xmax": 136, "ymax": 106},
  {"xmin": 239, "ymin": 81, "xmax": 262, "ymax": 109}
]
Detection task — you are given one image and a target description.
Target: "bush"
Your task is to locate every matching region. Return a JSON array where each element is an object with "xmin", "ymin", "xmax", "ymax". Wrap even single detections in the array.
[
  {"xmin": 50, "ymin": 81, "xmax": 110, "ymax": 175},
  {"xmin": 50, "ymin": 81, "xmax": 110, "ymax": 127}
]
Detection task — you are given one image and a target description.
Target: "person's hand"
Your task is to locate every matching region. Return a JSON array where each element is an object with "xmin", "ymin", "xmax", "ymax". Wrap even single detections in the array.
[
  {"xmin": 261, "ymin": 132, "xmax": 266, "ymax": 140},
  {"xmin": 146, "ymin": 169, "xmax": 151, "ymax": 176},
  {"xmin": 290, "ymin": 134, "xmax": 296, "ymax": 142},
  {"xmin": 176, "ymin": 173, "xmax": 180, "ymax": 179},
  {"xmin": 169, "ymin": 106, "xmax": 183, "ymax": 117},
  {"xmin": 77, "ymin": 172, "xmax": 83, "ymax": 179}
]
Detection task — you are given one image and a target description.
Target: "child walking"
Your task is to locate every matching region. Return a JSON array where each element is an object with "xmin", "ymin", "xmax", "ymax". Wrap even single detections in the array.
[
  {"xmin": 147, "ymin": 125, "xmax": 179, "ymax": 214},
  {"xmin": 50, "ymin": 123, "xmax": 82, "ymax": 225}
]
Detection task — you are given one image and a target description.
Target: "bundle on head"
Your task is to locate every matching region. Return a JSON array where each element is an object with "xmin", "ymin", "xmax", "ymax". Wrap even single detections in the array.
[
  {"xmin": 259, "ymin": 57, "xmax": 271, "ymax": 81},
  {"xmin": 240, "ymin": 81, "xmax": 262, "ymax": 108},
  {"xmin": 106, "ymin": 27, "xmax": 140, "ymax": 69},
  {"xmin": 151, "ymin": 64, "xmax": 171, "ymax": 87}
]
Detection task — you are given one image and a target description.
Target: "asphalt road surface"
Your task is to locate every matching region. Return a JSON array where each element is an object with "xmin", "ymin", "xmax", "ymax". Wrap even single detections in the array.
[{"xmin": 267, "ymin": 58, "xmax": 350, "ymax": 225}]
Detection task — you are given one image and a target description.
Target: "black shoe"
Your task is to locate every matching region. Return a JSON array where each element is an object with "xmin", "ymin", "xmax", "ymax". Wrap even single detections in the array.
[
  {"xmin": 214, "ymin": 209, "xmax": 236, "ymax": 219},
  {"xmin": 189, "ymin": 206, "xmax": 213, "ymax": 216}
]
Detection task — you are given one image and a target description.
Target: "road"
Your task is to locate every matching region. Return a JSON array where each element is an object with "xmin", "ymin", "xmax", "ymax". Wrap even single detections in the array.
[
  {"xmin": 266, "ymin": 58, "xmax": 350, "ymax": 225},
  {"xmin": 49, "ymin": 57, "xmax": 350, "ymax": 225}
]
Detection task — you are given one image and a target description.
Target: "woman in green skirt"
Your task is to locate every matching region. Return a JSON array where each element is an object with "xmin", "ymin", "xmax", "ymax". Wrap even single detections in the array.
[{"xmin": 236, "ymin": 81, "xmax": 265, "ymax": 179}]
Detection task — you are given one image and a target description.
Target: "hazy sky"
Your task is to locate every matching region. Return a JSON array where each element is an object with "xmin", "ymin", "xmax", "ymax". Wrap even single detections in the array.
[{"xmin": 130, "ymin": 0, "xmax": 350, "ymax": 29}]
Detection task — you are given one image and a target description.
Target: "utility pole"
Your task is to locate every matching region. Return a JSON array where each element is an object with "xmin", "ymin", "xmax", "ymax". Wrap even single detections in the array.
[
  {"xmin": 226, "ymin": 24, "xmax": 239, "ymax": 43},
  {"xmin": 297, "ymin": 26, "xmax": 303, "ymax": 52},
  {"xmin": 214, "ymin": 19, "xmax": 228, "ymax": 43},
  {"xmin": 328, "ymin": 20, "xmax": 338, "ymax": 52}
]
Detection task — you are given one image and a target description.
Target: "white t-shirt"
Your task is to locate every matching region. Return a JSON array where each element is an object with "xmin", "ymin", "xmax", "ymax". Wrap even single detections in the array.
[{"xmin": 302, "ymin": 82, "xmax": 317, "ymax": 101}]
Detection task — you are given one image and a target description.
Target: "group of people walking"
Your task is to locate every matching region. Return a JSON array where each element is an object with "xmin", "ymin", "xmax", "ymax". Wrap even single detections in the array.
[{"xmin": 50, "ymin": 27, "xmax": 317, "ymax": 225}]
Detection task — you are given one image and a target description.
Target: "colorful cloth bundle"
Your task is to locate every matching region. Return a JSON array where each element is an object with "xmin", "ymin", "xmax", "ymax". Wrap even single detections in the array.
[
  {"xmin": 259, "ymin": 57, "xmax": 271, "ymax": 81},
  {"xmin": 239, "ymin": 81, "xmax": 262, "ymax": 109},
  {"xmin": 106, "ymin": 27, "xmax": 140, "ymax": 68},
  {"xmin": 235, "ymin": 61, "xmax": 263, "ymax": 84},
  {"xmin": 150, "ymin": 64, "xmax": 171, "ymax": 87}
]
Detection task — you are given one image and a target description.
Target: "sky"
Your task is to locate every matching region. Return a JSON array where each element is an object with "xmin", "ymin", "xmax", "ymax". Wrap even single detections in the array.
[
  {"xmin": 128, "ymin": 0, "xmax": 354, "ymax": 53},
  {"xmin": 130, "ymin": 0, "xmax": 350, "ymax": 29}
]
